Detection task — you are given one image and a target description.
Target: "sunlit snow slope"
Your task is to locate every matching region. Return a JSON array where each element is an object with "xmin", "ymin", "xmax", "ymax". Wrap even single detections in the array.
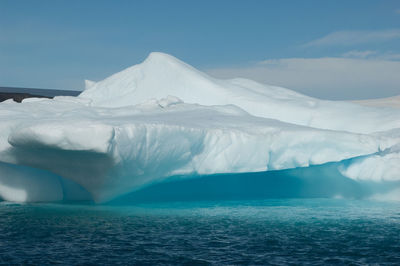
[{"xmin": 1, "ymin": 52, "xmax": 400, "ymax": 203}]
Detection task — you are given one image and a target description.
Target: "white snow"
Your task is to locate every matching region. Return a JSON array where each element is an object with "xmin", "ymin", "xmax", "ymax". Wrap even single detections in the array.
[
  {"xmin": 1, "ymin": 52, "xmax": 400, "ymax": 202},
  {"xmin": 339, "ymin": 143, "xmax": 400, "ymax": 182},
  {"xmin": 80, "ymin": 52, "xmax": 400, "ymax": 134}
]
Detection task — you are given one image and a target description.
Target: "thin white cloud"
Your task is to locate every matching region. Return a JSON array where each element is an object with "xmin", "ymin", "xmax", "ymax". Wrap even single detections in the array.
[
  {"xmin": 396, "ymin": 9, "xmax": 400, "ymax": 14},
  {"xmin": 341, "ymin": 50, "xmax": 400, "ymax": 61},
  {"xmin": 341, "ymin": 50, "xmax": 377, "ymax": 59},
  {"xmin": 206, "ymin": 57, "xmax": 400, "ymax": 100},
  {"xmin": 303, "ymin": 29, "xmax": 400, "ymax": 47},
  {"xmin": 380, "ymin": 53, "xmax": 400, "ymax": 60}
]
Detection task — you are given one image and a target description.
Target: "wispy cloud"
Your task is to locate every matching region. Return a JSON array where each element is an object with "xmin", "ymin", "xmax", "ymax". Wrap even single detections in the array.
[
  {"xmin": 341, "ymin": 50, "xmax": 400, "ymax": 61},
  {"xmin": 206, "ymin": 57, "xmax": 400, "ymax": 100},
  {"xmin": 341, "ymin": 50, "xmax": 377, "ymax": 59},
  {"xmin": 381, "ymin": 53, "xmax": 400, "ymax": 60},
  {"xmin": 396, "ymin": 9, "xmax": 400, "ymax": 14},
  {"xmin": 303, "ymin": 29, "xmax": 400, "ymax": 47}
]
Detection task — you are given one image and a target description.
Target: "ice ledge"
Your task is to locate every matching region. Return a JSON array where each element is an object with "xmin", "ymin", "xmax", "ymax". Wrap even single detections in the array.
[{"xmin": 8, "ymin": 122, "xmax": 115, "ymax": 154}]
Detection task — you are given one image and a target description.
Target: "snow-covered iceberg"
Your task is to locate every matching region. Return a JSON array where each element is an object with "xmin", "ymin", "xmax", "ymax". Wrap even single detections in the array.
[{"xmin": 1, "ymin": 52, "xmax": 399, "ymax": 203}]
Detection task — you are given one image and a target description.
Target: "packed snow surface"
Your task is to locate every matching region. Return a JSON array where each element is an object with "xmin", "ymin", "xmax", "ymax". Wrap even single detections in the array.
[{"xmin": 1, "ymin": 52, "xmax": 400, "ymax": 203}]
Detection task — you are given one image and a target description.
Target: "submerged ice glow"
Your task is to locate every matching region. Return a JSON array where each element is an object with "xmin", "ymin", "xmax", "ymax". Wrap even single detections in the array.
[{"xmin": 0, "ymin": 52, "xmax": 399, "ymax": 203}]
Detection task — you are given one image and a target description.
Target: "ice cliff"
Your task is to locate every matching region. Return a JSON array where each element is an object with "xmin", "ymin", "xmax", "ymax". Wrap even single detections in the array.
[{"xmin": 1, "ymin": 52, "xmax": 399, "ymax": 203}]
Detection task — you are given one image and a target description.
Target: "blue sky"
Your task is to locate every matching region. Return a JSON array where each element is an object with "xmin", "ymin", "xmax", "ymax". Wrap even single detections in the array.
[{"xmin": 1, "ymin": 0, "xmax": 400, "ymax": 99}]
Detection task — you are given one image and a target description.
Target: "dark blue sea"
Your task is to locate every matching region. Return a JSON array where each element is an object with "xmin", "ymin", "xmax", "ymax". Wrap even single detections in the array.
[{"xmin": 1, "ymin": 199, "xmax": 400, "ymax": 265}]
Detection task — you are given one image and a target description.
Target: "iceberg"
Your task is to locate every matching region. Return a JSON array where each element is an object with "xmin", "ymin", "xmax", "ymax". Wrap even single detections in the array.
[{"xmin": 1, "ymin": 52, "xmax": 399, "ymax": 203}]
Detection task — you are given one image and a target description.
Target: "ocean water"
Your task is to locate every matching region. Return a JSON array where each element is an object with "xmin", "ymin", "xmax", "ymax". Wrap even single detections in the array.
[{"xmin": 1, "ymin": 199, "xmax": 400, "ymax": 265}]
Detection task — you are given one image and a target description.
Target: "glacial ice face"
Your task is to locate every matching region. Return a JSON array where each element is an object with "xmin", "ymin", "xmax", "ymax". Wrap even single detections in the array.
[{"xmin": 1, "ymin": 52, "xmax": 400, "ymax": 203}]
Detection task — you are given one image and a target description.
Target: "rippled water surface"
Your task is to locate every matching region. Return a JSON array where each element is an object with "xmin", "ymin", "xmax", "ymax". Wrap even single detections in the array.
[{"xmin": 1, "ymin": 199, "xmax": 400, "ymax": 265}]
